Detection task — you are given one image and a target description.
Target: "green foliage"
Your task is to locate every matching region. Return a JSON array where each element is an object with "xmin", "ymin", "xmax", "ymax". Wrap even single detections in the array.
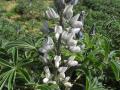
[
  {"xmin": 75, "ymin": 0, "xmax": 120, "ymax": 50},
  {"xmin": 14, "ymin": 0, "xmax": 47, "ymax": 20}
]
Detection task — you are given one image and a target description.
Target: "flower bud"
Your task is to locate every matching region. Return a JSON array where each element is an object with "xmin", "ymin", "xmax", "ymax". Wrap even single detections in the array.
[
  {"xmin": 67, "ymin": 56, "xmax": 78, "ymax": 66},
  {"xmin": 54, "ymin": 55, "xmax": 61, "ymax": 68},
  {"xmin": 58, "ymin": 67, "xmax": 68, "ymax": 73},
  {"xmin": 64, "ymin": 82, "xmax": 73, "ymax": 87},
  {"xmin": 65, "ymin": 76, "xmax": 70, "ymax": 81},
  {"xmin": 44, "ymin": 66, "xmax": 51, "ymax": 78},
  {"xmin": 67, "ymin": 38, "xmax": 78, "ymax": 46},
  {"xmin": 63, "ymin": 5, "xmax": 73, "ymax": 20},
  {"xmin": 55, "ymin": 25, "xmax": 63, "ymax": 40},
  {"xmin": 47, "ymin": 37, "xmax": 54, "ymax": 45},
  {"xmin": 46, "ymin": 8, "xmax": 59, "ymax": 19},
  {"xmin": 71, "ymin": 21, "xmax": 83, "ymax": 28},
  {"xmin": 71, "ymin": 28, "xmax": 80, "ymax": 34},
  {"xmin": 69, "ymin": 46, "xmax": 81, "ymax": 52},
  {"xmin": 70, "ymin": 14, "xmax": 80, "ymax": 24},
  {"xmin": 68, "ymin": 60, "xmax": 78, "ymax": 66},
  {"xmin": 59, "ymin": 73, "xmax": 66, "ymax": 79},
  {"xmin": 55, "ymin": 25, "xmax": 63, "ymax": 34},
  {"xmin": 62, "ymin": 31, "xmax": 69, "ymax": 40},
  {"xmin": 43, "ymin": 78, "xmax": 49, "ymax": 83}
]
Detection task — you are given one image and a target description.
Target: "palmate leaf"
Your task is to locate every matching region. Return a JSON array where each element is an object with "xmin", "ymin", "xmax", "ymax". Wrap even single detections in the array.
[
  {"xmin": 0, "ymin": 70, "xmax": 13, "ymax": 90},
  {"xmin": 18, "ymin": 68, "xmax": 31, "ymax": 83},
  {"xmin": 0, "ymin": 58, "xmax": 12, "ymax": 68},
  {"xmin": 18, "ymin": 59, "xmax": 33, "ymax": 67},
  {"xmin": 12, "ymin": 47, "xmax": 18, "ymax": 65},
  {"xmin": 86, "ymin": 76, "xmax": 106, "ymax": 90},
  {"xmin": 37, "ymin": 84, "xmax": 60, "ymax": 90},
  {"xmin": 5, "ymin": 41, "xmax": 36, "ymax": 50},
  {"xmin": 8, "ymin": 70, "xmax": 16, "ymax": 90},
  {"xmin": 110, "ymin": 60, "xmax": 120, "ymax": 81}
]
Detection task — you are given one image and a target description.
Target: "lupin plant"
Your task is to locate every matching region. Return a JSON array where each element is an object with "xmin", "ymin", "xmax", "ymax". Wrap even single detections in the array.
[{"xmin": 39, "ymin": 0, "xmax": 85, "ymax": 89}]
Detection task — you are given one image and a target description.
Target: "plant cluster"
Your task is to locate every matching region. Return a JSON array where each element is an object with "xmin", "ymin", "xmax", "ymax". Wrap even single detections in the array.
[{"xmin": 0, "ymin": 0, "xmax": 120, "ymax": 90}]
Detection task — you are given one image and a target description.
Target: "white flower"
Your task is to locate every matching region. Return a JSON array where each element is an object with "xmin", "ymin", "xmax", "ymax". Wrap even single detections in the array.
[
  {"xmin": 55, "ymin": 25, "xmax": 63, "ymax": 34},
  {"xmin": 69, "ymin": 46, "xmax": 81, "ymax": 52},
  {"xmin": 47, "ymin": 37, "xmax": 54, "ymax": 45},
  {"xmin": 55, "ymin": 33, "xmax": 60, "ymax": 40},
  {"xmin": 54, "ymin": 55, "xmax": 61, "ymax": 68},
  {"xmin": 71, "ymin": 21, "xmax": 83, "ymax": 28},
  {"xmin": 62, "ymin": 31, "xmax": 74, "ymax": 41},
  {"xmin": 58, "ymin": 67, "xmax": 68, "ymax": 73},
  {"xmin": 67, "ymin": 56, "xmax": 78, "ymax": 66},
  {"xmin": 62, "ymin": 31, "xmax": 69, "ymax": 40},
  {"xmin": 41, "ymin": 37, "xmax": 54, "ymax": 52},
  {"xmin": 55, "ymin": 25, "xmax": 63, "ymax": 40},
  {"xmin": 68, "ymin": 60, "xmax": 78, "ymax": 66},
  {"xmin": 43, "ymin": 78, "xmax": 49, "ymax": 83},
  {"xmin": 46, "ymin": 8, "xmax": 59, "ymax": 19},
  {"xmin": 44, "ymin": 66, "xmax": 51, "ymax": 78},
  {"xmin": 67, "ymin": 38, "xmax": 78, "ymax": 46},
  {"xmin": 65, "ymin": 76, "xmax": 70, "ymax": 82},
  {"xmin": 63, "ymin": 5, "xmax": 73, "ymax": 20},
  {"xmin": 70, "ymin": 13, "xmax": 83, "ymax": 28},
  {"xmin": 59, "ymin": 73, "xmax": 66, "ymax": 79},
  {"xmin": 71, "ymin": 28, "xmax": 81, "ymax": 34},
  {"xmin": 70, "ymin": 14, "xmax": 80, "ymax": 24},
  {"xmin": 64, "ymin": 82, "xmax": 73, "ymax": 87}
]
